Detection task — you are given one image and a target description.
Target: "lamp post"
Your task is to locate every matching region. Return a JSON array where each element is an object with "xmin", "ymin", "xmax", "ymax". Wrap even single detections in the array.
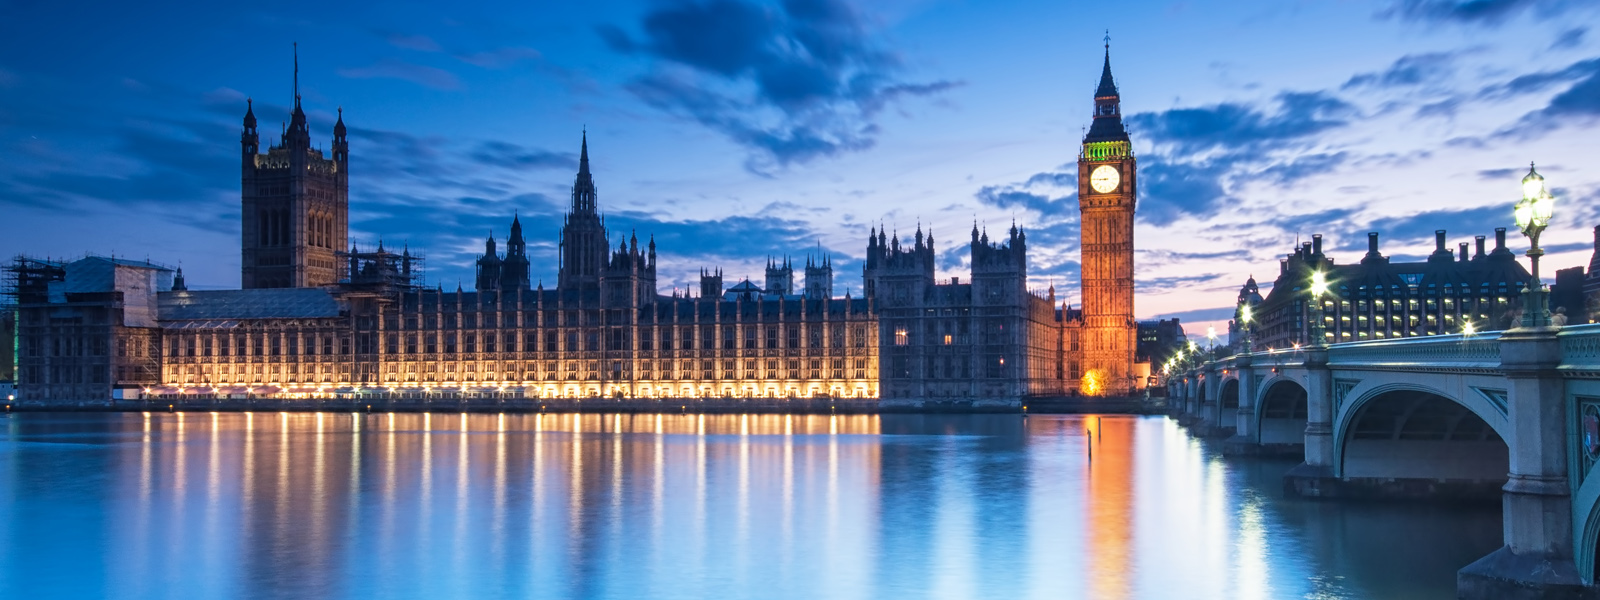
[
  {"xmin": 1206, "ymin": 326, "xmax": 1217, "ymax": 352},
  {"xmin": 1514, "ymin": 163, "xmax": 1556, "ymax": 328},
  {"xmin": 1239, "ymin": 302, "xmax": 1253, "ymax": 355},
  {"xmin": 1308, "ymin": 270, "xmax": 1330, "ymax": 347}
]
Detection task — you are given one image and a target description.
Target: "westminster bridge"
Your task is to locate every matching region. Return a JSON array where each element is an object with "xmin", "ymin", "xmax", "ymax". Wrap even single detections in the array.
[{"xmin": 1168, "ymin": 321, "xmax": 1600, "ymax": 599}]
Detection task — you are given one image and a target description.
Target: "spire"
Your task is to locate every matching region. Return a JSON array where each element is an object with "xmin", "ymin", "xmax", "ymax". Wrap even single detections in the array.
[
  {"xmin": 243, "ymin": 98, "xmax": 256, "ymax": 129},
  {"xmin": 570, "ymin": 129, "xmax": 597, "ymax": 214},
  {"xmin": 334, "ymin": 106, "xmax": 346, "ymax": 137},
  {"xmin": 1084, "ymin": 35, "xmax": 1130, "ymax": 144},
  {"xmin": 285, "ymin": 43, "xmax": 309, "ymax": 147},
  {"xmin": 579, "ymin": 128, "xmax": 590, "ymax": 176},
  {"xmin": 1096, "ymin": 32, "xmax": 1118, "ymax": 98}
]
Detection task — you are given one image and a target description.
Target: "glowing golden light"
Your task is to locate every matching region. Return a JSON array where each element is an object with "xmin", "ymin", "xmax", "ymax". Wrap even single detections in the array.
[{"xmin": 1081, "ymin": 369, "xmax": 1105, "ymax": 396}]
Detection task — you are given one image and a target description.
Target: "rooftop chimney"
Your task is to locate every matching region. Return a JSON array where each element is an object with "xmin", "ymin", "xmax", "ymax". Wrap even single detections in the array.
[
  {"xmin": 1429, "ymin": 230, "xmax": 1454, "ymax": 263},
  {"xmin": 1312, "ymin": 234, "xmax": 1323, "ymax": 256},
  {"xmin": 1362, "ymin": 232, "xmax": 1387, "ymax": 265},
  {"xmin": 1475, "ymin": 236, "xmax": 1486, "ymax": 261},
  {"xmin": 1491, "ymin": 227, "xmax": 1513, "ymax": 260},
  {"xmin": 1458, "ymin": 242, "xmax": 1469, "ymax": 262}
]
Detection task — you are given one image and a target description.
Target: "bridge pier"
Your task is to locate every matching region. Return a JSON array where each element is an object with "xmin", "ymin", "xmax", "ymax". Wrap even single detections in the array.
[
  {"xmin": 1223, "ymin": 355, "xmax": 1260, "ymax": 454},
  {"xmin": 1285, "ymin": 346, "xmax": 1338, "ymax": 495},
  {"xmin": 1459, "ymin": 326, "xmax": 1589, "ymax": 599},
  {"xmin": 1175, "ymin": 375, "xmax": 1201, "ymax": 428},
  {"xmin": 1194, "ymin": 362, "xmax": 1232, "ymax": 438}
]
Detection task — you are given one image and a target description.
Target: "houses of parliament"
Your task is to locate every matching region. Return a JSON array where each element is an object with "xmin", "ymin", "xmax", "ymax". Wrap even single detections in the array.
[{"xmin": 7, "ymin": 49, "xmax": 1145, "ymax": 404}]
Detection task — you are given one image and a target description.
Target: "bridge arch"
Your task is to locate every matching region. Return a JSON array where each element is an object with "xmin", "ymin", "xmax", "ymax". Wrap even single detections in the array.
[
  {"xmin": 1333, "ymin": 386, "xmax": 1507, "ymax": 495},
  {"xmin": 1219, "ymin": 377, "xmax": 1240, "ymax": 433},
  {"xmin": 1580, "ymin": 479, "xmax": 1600, "ymax": 584},
  {"xmin": 1255, "ymin": 377, "xmax": 1307, "ymax": 447}
]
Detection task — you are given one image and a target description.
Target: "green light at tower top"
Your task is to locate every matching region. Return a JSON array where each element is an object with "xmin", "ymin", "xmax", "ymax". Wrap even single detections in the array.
[{"xmin": 1082, "ymin": 140, "xmax": 1132, "ymax": 160}]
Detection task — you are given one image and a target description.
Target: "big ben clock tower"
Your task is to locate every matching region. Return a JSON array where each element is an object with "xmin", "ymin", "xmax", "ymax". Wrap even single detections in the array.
[{"xmin": 1077, "ymin": 41, "xmax": 1137, "ymax": 395}]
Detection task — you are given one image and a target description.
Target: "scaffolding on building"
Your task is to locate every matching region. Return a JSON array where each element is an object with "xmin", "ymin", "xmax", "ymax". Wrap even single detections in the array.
[
  {"xmin": 339, "ymin": 242, "xmax": 424, "ymax": 288},
  {"xmin": 3, "ymin": 256, "xmax": 67, "ymax": 304}
]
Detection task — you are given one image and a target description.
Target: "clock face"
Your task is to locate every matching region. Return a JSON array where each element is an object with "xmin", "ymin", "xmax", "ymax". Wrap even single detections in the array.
[{"xmin": 1090, "ymin": 165, "xmax": 1120, "ymax": 194}]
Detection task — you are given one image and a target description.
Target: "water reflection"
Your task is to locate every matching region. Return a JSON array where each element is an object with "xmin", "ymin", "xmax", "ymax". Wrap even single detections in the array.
[{"xmin": 0, "ymin": 413, "xmax": 1497, "ymax": 599}]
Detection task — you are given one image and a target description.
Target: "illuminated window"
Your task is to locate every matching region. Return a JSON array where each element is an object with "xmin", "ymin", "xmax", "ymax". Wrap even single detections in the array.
[{"xmin": 895, "ymin": 329, "xmax": 908, "ymax": 346}]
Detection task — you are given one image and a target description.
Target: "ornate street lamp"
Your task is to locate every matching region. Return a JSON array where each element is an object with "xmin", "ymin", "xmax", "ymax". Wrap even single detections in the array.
[
  {"xmin": 1514, "ymin": 163, "xmax": 1556, "ymax": 327},
  {"xmin": 1308, "ymin": 270, "xmax": 1330, "ymax": 347},
  {"xmin": 1239, "ymin": 302, "xmax": 1253, "ymax": 354}
]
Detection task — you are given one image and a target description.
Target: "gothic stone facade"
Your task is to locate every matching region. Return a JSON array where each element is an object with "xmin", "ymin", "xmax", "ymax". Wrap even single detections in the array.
[
  {"xmin": 9, "ymin": 51, "xmax": 1156, "ymax": 404},
  {"xmin": 239, "ymin": 77, "xmax": 350, "ymax": 289}
]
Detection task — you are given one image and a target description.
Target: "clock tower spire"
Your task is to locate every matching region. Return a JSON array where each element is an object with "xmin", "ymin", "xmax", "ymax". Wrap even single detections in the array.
[{"xmin": 1077, "ymin": 40, "xmax": 1138, "ymax": 395}]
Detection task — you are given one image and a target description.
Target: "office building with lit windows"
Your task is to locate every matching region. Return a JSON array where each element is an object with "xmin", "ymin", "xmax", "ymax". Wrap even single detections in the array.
[{"xmin": 1245, "ymin": 230, "xmax": 1532, "ymax": 352}]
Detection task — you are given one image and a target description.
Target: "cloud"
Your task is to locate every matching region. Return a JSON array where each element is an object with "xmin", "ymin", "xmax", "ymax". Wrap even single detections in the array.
[
  {"xmin": 1140, "ymin": 248, "xmax": 1253, "ymax": 270},
  {"xmin": 374, "ymin": 29, "xmax": 541, "ymax": 69},
  {"xmin": 1136, "ymin": 158, "xmax": 1237, "ymax": 226},
  {"xmin": 383, "ymin": 32, "xmax": 442, "ymax": 52},
  {"xmin": 975, "ymin": 186, "xmax": 1060, "ymax": 215},
  {"xmin": 1415, "ymin": 98, "xmax": 1461, "ymax": 119},
  {"xmin": 1365, "ymin": 204, "xmax": 1511, "ymax": 246},
  {"xmin": 1487, "ymin": 57, "xmax": 1600, "ymax": 138},
  {"xmin": 1129, "ymin": 91, "xmax": 1357, "ymax": 155},
  {"xmin": 0, "ymin": 122, "xmax": 239, "ymax": 232},
  {"xmin": 1342, "ymin": 52, "xmax": 1458, "ymax": 89},
  {"xmin": 338, "ymin": 60, "xmax": 461, "ymax": 90},
  {"xmin": 455, "ymin": 47, "xmax": 542, "ymax": 69},
  {"xmin": 1476, "ymin": 57, "xmax": 1600, "ymax": 102},
  {"xmin": 1139, "ymin": 273, "xmax": 1231, "ymax": 295},
  {"xmin": 1477, "ymin": 167, "xmax": 1521, "ymax": 180},
  {"xmin": 1148, "ymin": 305, "xmax": 1238, "ymax": 323},
  {"xmin": 1266, "ymin": 207, "xmax": 1364, "ymax": 245},
  {"xmin": 1552, "ymin": 27, "xmax": 1587, "ymax": 50},
  {"xmin": 1123, "ymin": 92, "xmax": 1359, "ymax": 226},
  {"xmin": 600, "ymin": 0, "xmax": 959, "ymax": 169},
  {"xmin": 468, "ymin": 141, "xmax": 576, "ymax": 170},
  {"xmin": 1258, "ymin": 151, "xmax": 1349, "ymax": 186},
  {"xmin": 1381, "ymin": 0, "xmax": 1594, "ymax": 24}
]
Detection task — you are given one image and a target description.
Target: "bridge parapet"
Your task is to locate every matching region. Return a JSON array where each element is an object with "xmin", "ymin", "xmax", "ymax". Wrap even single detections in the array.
[
  {"xmin": 1557, "ymin": 324, "xmax": 1600, "ymax": 371},
  {"xmin": 1325, "ymin": 332, "xmax": 1502, "ymax": 372},
  {"xmin": 1188, "ymin": 326, "xmax": 1600, "ymax": 379}
]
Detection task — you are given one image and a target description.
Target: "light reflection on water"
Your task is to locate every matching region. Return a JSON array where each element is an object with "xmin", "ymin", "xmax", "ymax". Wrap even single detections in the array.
[{"xmin": 0, "ymin": 413, "xmax": 1498, "ymax": 599}]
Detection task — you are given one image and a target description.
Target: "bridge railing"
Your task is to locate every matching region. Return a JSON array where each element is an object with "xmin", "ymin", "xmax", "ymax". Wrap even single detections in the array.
[
  {"xmin": 1558, "ymin": 323, "xmax": 1600, "ymax": 370},
  {"xmin": 1322, "ymin": 331, "xmax": 1503, "ymax": 370},
  {"xmin": 1172, "ymin": 324, "xmax": 1600, "ymax": 380},
  {"xmin": 1242, "ymin": 348, "xmax": 1308, "ymax": 370}
]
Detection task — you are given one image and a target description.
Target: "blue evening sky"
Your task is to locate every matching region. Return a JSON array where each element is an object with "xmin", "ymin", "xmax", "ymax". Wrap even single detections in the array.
[{"xmin": 3, "ymin": 0, "xmax": 1598, "ymax": 336}]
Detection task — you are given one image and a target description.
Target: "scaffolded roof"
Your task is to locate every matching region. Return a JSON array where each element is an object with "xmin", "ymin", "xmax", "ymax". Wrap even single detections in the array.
[{"xmin": 158, "ymin": 288, "xmax": 342, "ymax": 321}]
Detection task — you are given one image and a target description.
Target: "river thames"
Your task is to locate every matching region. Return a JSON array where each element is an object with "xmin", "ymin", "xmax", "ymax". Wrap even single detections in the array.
[{"xmin": 0, "ymin": 412, "xmax": 1497, "ymax": 599}]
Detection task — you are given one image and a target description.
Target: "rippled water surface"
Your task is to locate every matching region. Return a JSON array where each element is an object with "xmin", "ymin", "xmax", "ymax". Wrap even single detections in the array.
[{"xmin": 0, "ymin": 412, "xmax": 1499, "ymax": 599}]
